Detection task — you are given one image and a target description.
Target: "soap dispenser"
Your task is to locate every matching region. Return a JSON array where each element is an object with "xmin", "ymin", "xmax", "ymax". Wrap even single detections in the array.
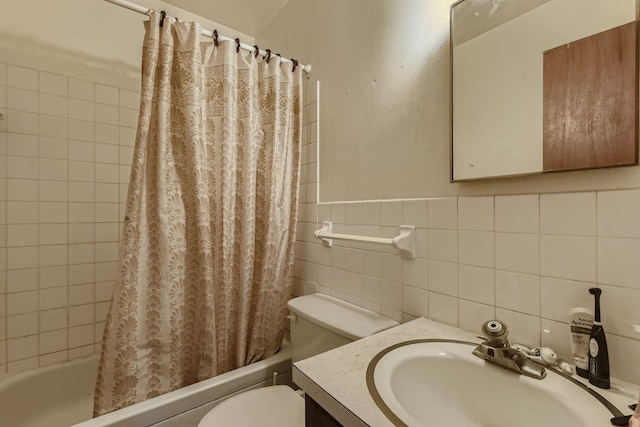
[{"xmin": 588, "ymin": 288, "xmax": 610, "ymax": 389}]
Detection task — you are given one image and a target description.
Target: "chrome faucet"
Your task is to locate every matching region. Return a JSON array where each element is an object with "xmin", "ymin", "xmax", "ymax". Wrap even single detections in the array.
[{"xmin": 472, "ymin": 320, "xmax": 547, "ymax": 380}]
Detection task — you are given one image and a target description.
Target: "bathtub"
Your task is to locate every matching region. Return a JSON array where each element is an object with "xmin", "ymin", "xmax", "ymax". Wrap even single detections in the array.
[{"xmin": 0, "ymin": 341, "xmax": 292, "ymax": 427}]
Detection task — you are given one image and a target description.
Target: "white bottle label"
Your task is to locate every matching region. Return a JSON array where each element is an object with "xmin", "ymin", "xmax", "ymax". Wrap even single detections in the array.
[{"xmin": 589, "ymin": 338, "xmax": 599, "ymax": 357}]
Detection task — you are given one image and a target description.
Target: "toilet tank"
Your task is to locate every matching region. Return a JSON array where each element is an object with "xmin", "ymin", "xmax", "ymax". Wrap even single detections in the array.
[{"xmin": 287, "ymin": 294, "xmax": 399, "ymax": 362}]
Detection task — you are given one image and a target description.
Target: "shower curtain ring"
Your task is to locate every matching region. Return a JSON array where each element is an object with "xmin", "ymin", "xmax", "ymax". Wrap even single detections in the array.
[
  {"xmin": 292, "ymin": 59, "xmax": 299, "ymax": 72},
  {"xmin": 235, "ymin": 38, "xmax": 241, "ymax": 53},
  {"xmin": 253, "ymin": 45, "xmax": 260, "ymax": 58},
  {"xmin": 159, "ymin": 10, "xmax": 166, "ymax": 27},
  {"xmin": 213, "ymin": 29, "xmax": 219, "ymax": 46},
  {"xmin": 265, "ymin": 49, "xmax": 272, "ymax": 63}
]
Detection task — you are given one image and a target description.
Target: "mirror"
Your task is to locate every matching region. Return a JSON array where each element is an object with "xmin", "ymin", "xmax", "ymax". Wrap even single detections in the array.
[{"xmin": 451, "ymin": 0, "xmax": 638, "ymax": 181}]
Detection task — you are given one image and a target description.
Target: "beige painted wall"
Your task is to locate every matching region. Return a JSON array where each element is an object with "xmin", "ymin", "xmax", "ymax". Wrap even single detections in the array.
[
  {"xmin": 0, "ymin": 0, "xmax": 252, "ymax": 91},
  {"xmin": 258, "ymin": 0, "xmax": 640, "ymax": 201}
]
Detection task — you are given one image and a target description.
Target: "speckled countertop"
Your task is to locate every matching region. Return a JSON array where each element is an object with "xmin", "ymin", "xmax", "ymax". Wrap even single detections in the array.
[{"xmin": 292, "ymin": 317, "xmax": 639, "ymax": 427}]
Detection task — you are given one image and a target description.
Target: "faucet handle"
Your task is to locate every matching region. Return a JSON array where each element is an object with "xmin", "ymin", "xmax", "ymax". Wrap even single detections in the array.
[{"xmin": 481, "ymin": 320, "xmax": 510, "ymax": 348}]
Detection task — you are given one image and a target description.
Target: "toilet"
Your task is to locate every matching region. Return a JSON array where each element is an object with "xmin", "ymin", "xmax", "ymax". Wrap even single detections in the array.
[{"xmin": 197, "ymin": 293, "xmax": 399, "ymax": 427}]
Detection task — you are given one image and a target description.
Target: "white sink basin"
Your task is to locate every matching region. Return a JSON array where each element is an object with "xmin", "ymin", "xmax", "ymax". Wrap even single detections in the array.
[{"xmin": 368, "ymin": 340, "xmax": 618, "ymax": 427}]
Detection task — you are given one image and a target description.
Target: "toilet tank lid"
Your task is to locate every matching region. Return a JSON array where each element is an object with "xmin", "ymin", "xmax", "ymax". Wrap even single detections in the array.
[{"xmin": 287, "ymin": 294, "xmax": 399, "ymax": 341}]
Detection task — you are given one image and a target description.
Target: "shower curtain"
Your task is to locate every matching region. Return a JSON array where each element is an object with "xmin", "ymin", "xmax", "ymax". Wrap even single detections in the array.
[{"xmin": 94, "ymin": 11, "xmax": 302, "ymax": 416}]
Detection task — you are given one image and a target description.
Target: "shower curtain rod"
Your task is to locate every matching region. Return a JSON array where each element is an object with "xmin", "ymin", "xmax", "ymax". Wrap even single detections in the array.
[{"xmin": 104, "ymin": 0, "xmax": 311, "ymax": 72}]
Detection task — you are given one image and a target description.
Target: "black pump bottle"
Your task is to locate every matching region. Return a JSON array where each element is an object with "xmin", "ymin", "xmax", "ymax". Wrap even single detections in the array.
[{"xmin": 588, "ymin": 288, "xmax": 610, "ymax": 389}]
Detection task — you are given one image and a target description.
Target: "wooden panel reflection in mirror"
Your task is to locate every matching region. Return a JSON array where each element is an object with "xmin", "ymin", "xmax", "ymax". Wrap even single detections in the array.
[{"xmin": 543, "ymin": 21, "xmax": 638, "ymax": 172}]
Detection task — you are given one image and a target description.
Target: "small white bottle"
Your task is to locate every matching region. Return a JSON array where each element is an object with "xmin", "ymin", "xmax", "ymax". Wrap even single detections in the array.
[{"xmin": 568, "ymin": 307, "xmax": 594, "ymax": 378}]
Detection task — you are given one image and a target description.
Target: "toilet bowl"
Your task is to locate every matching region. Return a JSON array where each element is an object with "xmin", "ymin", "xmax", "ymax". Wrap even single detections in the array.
[{"xmin": 196, "ymin": 293, "xmax": 398, "ymax": 427}]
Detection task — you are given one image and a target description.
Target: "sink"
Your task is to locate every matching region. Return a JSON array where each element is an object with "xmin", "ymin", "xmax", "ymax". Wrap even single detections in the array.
[{"xmin": 367, "ymin": 340, "xmax": 620, "ymax": 427}]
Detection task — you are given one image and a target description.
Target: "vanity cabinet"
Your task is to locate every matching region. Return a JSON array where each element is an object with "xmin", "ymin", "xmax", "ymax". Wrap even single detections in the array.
[{"xmin": 305, "ymin": 395, "xmax": 343, "ymax": 427}]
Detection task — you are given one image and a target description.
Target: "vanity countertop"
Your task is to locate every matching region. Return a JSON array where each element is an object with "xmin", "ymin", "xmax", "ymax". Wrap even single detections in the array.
[{"xmin": 292, "ymin": 317, "xmax": 638, "ymax": 427}]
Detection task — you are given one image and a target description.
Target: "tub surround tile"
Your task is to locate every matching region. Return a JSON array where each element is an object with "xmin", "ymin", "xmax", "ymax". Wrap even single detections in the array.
[{"xmin": 495, "ymin": 270, "xmax": 540, "ymax": 316}]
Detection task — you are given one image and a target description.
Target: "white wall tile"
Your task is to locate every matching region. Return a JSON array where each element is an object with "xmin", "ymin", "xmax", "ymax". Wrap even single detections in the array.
[
  {"xmin": 95, "ymin": 124, "xmax": 118, "ymax": 145},
  {"xmin": 458, "ymin": 196, "xmax": 493, "ymax": 231},
  {"xmin": 402, "ymin": 258, "xmax": 427, "ymax": 289},
  {"xmin": 68, "ymin": 79, "xmax": 94, "ymax": 101},
  {"xmin": 495, "ymin": 233, "xmax": 539, "ymax": 275},
  {"xmin": 39, "ymin": 308, "xmax": 67, "ymax": 332},
  {"xmin": 39, "ymin": 287, "xmax": 67, "ymax": 310},
  {"xmin": 345, "ymin": 202, "xmax": 362, "ymax": 225},
  {"xmin": 95, "ymin": 143, "xmax": 119, "ymax": 164},
  {"xmin": 458, "ymin": 265, "xmax": 494, "ymax": 305},
  {"xmin": 540, "ymin": 235, "xmax": 596, "ymax": 282},
  {"xmin": 7, "ymin": 269, "xmax": 38, "ymax": 293},
  {"xmin": 428, "ymin": 292, "xmax": 458, "ymax": 327},
  {"xmin": 39, "ymin": 266, "xmax": 67, "ymax": 289},
  {"xmin": 7, "ymin": 224, "xmax": 38, "ymax": 247},
  {"xmin": 69, "ymin": 284, "xmax": 94, "ymax": 306},
  {"xmin": 402, "ymin": 285, "xmax": 427, "ymax": 317},
  {"xmin": 495, "ymin": 308, "xmax": 540, "ymax": 348},
  {"xmin": 7, "ymin": 291, "xmax": 38, "ymax": 315},
  {"xmin": 69, "ymin": 120, "xmax": 94, "ymax": 142},
  {"xmin": 540, "ymin": 192, "xmax": 595, "ymax": 236},
  {"xmin": 39, "ymin": 93, "xmax": 67, "ymax": 117},
  {"xmin": 7, "ymin": 110, "xmax": 38, "ymax": 135},
  {"xmin": 608, "ymin": 334, "xmax": 640, "ymax": 384},
  {"xmin": 459, "ymin": 300, "xmax": 495, "ymax": 334},
  {"xmin": 95, "ymin": 104, "xmax": 118, "ymax": 125},
  {"xmin": 7, "ymin": 133, "xmax": 38, "ymax": 157},
  {"xmin": 39, "ymin": 115, "xmax": 67, "ymax": 139},
  {"xmin": 495, "ymin": 195, "xmax": 539, "ymax": 233},
  {"xmin": 119, "ymin": 89, "xmax": 139, "ymax": 109},
  {"xmin": 68, "ymin": 99, "xmax": 94, "ymax": 121},
  {"xmin": 118, "ymin": 107, "xmax": 138, "ymax": 128},
  {"xmin": 7, "ymin": 313, "xmax": 38, "ymax": 338},
  {"xmin": 540, "ymin": 277, "xmax": 593, "ymax": 323},
  {"xmin": 39, "ymin": 158, "xmax": 67, "ymax": 181},
  {"xmin": 69, "ymin": 140, "xmax": 94, "ymax": 162},
  {"xmin": 427, "ymin": 197, "xmax": 457, "ymax": 230},
  {"xmin": 495, "ymin": 270, "xmax": 540, "ymax": 316},
  {"xmin": 7, "ymin": 66, "xmax": 38, "ymax": 91},
  {"xmin": 380, "ymin": 253, "xmax": 402, "ymax": 282},
  {"xmin": 428, "ymin": 260, "xmax": 457, "ymax": 296},
  {"xmin": 380, "ymin": 280, "xmax": 402, "ymax": 310},
  {"xmin": 7, "ymin": 202, "xmax": 38, "ymax": 224},
  {"xmin": 7, "ymin": 87, "xmax": 38, "ymax": 113},
  {"xmin": 401, "ymin": 199, "xmax": 427, "ymax": 228},
  {"xmin": 7, "ymin": 156, "xmax": 37, "ymax": 179},
  {"xmin": 360, "ymin": 201, "xmax": 381, "ymax": 225},
  {"xmin": 428, "ymin": 229, "xmax": 457, "ymax": 262},
  {"xmin": 96, "ymin": 84, "xmax": 118, "ymax": 106},
  {"xmin": 458, "ymin": 231, "xmax": 494, "ymax": 268},
  {"xmin": 380, "ymin": 201, "xmax": 401, "ymax": 226},
  {"xmin": 39, "ymin": 180, "xmax": 67, "ymax": 202},
  {"xmin": 597, "ymin": 237, "xmax": 640, "ymax": 290},
  {"xmin": 7, "ymin": 335, "xmax": 38, "ymax": 362},
  {"xmin": 598, "ymin": 285, "xmax": 640, "ymax": 339},
  {"xmin": 39, "ymin": 72, "xmax": 67, "ymax": 97},
  {"xmin": 7, "ymin": 179, "xmax": 37, "ymax": 201},
  {"xmin": 68, "ymin": 324, "xmax": 93, "ymax": 348},
  {"xmin": 38, "ymin": 245, "xmax": 67, "ymax": 267},
  {"xmin": 39, "ymin": 137, "xmax": 67, "ymax": 160},
  {"xmin": 597, "ymin": 189, "xmax": 640, "ymax": 238},
  {"xmin": 39, "ymin": 329, "xmax": 67, "ymax": 354},
  {"xmin": 39, "ymin": 202, "xmax": 67, "ymax": 223},
  {"xmin": 7, "ymin": 247, "xmax": 38, "ymax": 270},
  {"xmin": 540, "ymin": 319, "xmax": 572, "ymax": 362}
]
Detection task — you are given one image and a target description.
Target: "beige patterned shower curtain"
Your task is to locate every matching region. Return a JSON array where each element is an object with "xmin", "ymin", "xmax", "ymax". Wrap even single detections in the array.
[{"xmin": 94, "ymin": 12, "xmax": 302, "ymax": 416}]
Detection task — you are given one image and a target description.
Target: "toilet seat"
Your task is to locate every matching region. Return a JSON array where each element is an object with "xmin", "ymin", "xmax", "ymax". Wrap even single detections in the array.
[{"xmin": 197, "ymin": 385, "xmax": 305, "ymax": 427}]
